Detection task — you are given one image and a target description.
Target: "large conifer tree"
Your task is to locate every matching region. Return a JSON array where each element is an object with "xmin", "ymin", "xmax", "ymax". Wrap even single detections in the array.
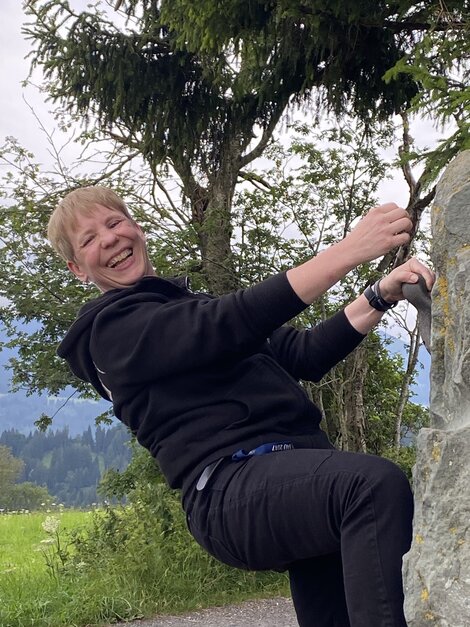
[{"xmin": 23, "ymin": 0, "xmax": 441, "ymax": 293}]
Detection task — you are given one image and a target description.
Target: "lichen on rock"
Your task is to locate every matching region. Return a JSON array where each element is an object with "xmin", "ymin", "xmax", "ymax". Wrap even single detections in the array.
[{"xmin": 404, "ymin": 150, "xmax": 470, "ymax": 627}]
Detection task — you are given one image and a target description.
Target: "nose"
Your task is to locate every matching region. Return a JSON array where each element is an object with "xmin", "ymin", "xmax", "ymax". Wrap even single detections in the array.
[{"xmin": 99, "ymin": 228, "xmax": 119, "ymax": 248}]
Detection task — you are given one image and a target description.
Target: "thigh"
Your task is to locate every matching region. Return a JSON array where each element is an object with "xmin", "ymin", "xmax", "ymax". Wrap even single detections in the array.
[{"xmin": 187, "ymin": 448, "xmax": 398, "ymax": 571}]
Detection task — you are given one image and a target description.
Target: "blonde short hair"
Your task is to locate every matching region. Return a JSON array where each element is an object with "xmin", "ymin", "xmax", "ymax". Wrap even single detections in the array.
[{"xmin": 47, "ymin": 186, "xmax": 133, "ymax": 261}]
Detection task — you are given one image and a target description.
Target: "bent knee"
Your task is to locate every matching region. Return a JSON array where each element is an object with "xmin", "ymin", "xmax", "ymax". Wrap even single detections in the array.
[
  {"xmin": 363, "ymin": 455, "xmax": 413, "ymax": 504},
  {"xmin": 340, "ymin": 452, "xmax": 412, "ymax": 497}
]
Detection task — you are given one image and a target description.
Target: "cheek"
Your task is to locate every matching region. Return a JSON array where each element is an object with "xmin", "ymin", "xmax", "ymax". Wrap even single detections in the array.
[{"xmin": 82, "ymin": 249, "xmax": 101, "ymax": 272}]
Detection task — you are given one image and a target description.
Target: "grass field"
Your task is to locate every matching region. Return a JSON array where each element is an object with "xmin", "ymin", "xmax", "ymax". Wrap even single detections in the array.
[
  {"xmin": 0, "ymin": 508, "xmax": 288, "ymax": 627},
  {"xmin": 0, "ymin": 509, "xmax": 90, "ymax": 577},
  {"xmin": 0, "ymin": 509, "xmax": 94, "ymax": 627}
]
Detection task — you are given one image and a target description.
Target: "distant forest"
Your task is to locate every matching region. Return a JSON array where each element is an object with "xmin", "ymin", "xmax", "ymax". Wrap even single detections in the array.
[{"xmin": 0, "ymin": 424, "xmax": 132, "ymax": 507}]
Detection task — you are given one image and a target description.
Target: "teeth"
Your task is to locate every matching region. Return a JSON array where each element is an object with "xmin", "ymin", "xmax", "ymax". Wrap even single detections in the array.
[{"xmin": 108, "ymin": 249, "xmax": 132, "ymax": 267}]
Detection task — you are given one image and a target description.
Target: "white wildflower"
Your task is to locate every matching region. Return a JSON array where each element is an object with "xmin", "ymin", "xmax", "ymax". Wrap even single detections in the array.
[{"xmin": 42, "ymin": 516, "xmax": 60, "ymax": 534}]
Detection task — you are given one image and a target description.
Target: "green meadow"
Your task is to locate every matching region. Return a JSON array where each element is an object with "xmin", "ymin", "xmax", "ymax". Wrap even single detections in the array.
[
  {"xmin": 0, "ymin": 508, "xmax": 288, "ymax": 627},
  {"xmin": 0, "ymin": 509, "xmax": 93, "ymax": 626}
]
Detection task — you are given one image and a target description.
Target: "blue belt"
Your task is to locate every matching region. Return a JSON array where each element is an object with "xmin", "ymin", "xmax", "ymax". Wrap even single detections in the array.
[{"xmin": 196, "ymin": 441, "xmax": 294, "ymax": 491}]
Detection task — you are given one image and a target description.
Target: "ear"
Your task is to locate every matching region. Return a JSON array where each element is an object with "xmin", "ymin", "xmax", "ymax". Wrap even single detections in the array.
[{"xmin": 67, "ymin": 259, "xmax": 89, "ymax": 283}]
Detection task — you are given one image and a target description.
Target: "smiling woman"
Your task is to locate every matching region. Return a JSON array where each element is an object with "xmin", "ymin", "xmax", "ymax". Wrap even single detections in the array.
[
  {"xmin": 47, "ymin": 187, "xmax": 156, "ymax": 293},
  {"xmin": 65, "ymin": 205, "xmax": 156, "ymax": 292},
  {"xmin": 48, "ymin": 184, "xmax": 437, "ymax": 627}
]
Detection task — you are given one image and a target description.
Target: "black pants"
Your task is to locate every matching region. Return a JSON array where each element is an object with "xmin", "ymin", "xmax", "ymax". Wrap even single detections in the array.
[{"xmin": 183, "ymin": 448, "xmax": 413, "ymax": 627}]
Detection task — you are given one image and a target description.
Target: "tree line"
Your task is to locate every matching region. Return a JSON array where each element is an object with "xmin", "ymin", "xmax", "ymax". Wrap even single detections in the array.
[{"xmin": 0, "ymin": 424, "xmax": 131, "ymax": 509}]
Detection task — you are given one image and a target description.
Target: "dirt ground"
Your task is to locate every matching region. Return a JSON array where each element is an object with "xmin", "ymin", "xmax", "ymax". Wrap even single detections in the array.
[{"xmin": 113, "ymin": 597, "xmax": 298, "ymax": 626}]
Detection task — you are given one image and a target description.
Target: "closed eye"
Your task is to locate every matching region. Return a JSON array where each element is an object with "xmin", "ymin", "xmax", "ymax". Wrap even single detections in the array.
[{"xmin": 80, "ymin": 235, "xmax": 94, "ymax": 247}]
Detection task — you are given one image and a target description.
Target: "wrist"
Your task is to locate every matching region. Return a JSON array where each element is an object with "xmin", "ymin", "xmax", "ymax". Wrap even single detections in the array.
[
  {"xmin": 333, "ymin": 237, "xmax": 367, "ymax": 270},
  {"xmin": 376, "ymin": 278, "xmax": 396, "ymax": 304},
  {"xmin": 344, "ymin": 294, "xmax": 384, "ymax": 334},
  {"xmin": 364, "ymin": 279, "xmax": 398, "ymax": 312}
]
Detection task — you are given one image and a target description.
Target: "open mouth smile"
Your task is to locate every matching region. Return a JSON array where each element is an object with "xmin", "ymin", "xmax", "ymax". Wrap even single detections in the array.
[{"xmin": 107, "ymin": 249, "xmax": 133, "ymax": 268}]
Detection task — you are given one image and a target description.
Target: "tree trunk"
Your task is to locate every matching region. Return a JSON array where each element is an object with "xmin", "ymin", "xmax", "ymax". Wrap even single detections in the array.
[
  {"xmin": 342, "ymin": 346, "xmax": 369, "ymax": 452},
  {"xmin": 198, "ymin": 178, "xmax": 239, "ymax": 294},
  {"xmin": 174, "ymin": 140, "xmax": 248, "ymax": 295}
]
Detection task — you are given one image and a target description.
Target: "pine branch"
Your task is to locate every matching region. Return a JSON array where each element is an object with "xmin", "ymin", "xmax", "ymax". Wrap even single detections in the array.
[{"xmin": 238, "ymin": 101, "xmax": 287, "ymax": 169}]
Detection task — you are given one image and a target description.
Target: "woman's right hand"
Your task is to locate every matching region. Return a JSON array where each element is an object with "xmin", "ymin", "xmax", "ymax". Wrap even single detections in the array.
[
  {"xmin": 342, "ymin": 203, "xmax": 413, "ymax": 266},
  {"xmin": 286, "ymin": 202, "xmax": 413, "ymax": 305}
]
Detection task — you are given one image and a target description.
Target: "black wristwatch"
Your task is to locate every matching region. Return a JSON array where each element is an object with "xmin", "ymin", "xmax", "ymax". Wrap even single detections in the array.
[{"xmin": 364, "ymin": 279, "xmax": 398, "ymax": 312}]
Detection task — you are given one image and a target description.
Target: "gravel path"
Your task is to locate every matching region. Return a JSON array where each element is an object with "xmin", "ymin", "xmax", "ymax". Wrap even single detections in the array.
[{"xmin": 114, "ymin": 597, "xmax": 298, "ymax": 626}]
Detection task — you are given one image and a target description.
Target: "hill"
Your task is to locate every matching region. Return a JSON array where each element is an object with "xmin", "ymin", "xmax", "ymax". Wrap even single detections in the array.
[{"xmin": 0, "ymin": 322, "xmax": 112, "ymax": 435}]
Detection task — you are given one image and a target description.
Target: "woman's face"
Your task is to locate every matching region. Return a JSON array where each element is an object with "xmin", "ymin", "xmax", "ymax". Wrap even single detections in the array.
[{"xmin": 66, "ymin": 204, "xmax": 155, "ymax": 292}]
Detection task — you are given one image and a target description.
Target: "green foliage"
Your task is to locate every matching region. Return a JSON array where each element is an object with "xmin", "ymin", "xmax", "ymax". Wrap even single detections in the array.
[
  {"xmin": 40, "ymin": 514, "xmax": 71, "ymax": 581},
  {"xmin": 362, "ymin": 336, "xmax": 429, "ymax": 454},
  {"xmin": 99, "ymin": 437, "xmax": 164, "ymax": 501},
  {"xmin": 384, "ymin": 9, "xmax": 470, "ymax": 183},
  {"xmin": 159, "ymin": 0, "xmax": 420, "ymax": 118},
  {"xmin": 311, "ymin": 331, "xmax": 429, "ymax": 472},
  {"xmin": 0, "ymin": 459, "xmax": 288, "ymax": 625},
  {"xmin": 0, "ymin": 138, "xmax": 96, "ymax": 397},
  {"xmin": 0, "ymin": 444, "xmax": 54, "ymax": 511},
  {"xmin": 0, "ymin": 444, "xmax": 24, "ymax": 488},
  {"xmin": 233, "ymin": 119, "xmax": 393, "ymax": 288},
  {"xmin": 382, "ymin": 445, "xmax": 419, "ymax": 481},
  {"xmin": 23, "ymin": 0, "xmax": 425, "ymax": 179},
  {"xmin": 1, "ymin": 482, "xmax": 52, "ymax": 512}
]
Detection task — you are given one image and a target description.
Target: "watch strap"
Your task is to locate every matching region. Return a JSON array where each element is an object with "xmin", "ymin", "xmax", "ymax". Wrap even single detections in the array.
[{"xmin": 364, "ymin": 280, "xmax": 398, "ymax": 312}]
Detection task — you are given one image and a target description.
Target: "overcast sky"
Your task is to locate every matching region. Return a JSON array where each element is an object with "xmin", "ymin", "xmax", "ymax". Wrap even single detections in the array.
[{"xmin": 1, "ymin": 2, "xmax": 53, "ymax": 163}]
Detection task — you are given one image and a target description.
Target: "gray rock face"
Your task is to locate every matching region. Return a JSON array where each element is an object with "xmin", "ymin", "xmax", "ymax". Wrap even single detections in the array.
[
  {"xmin": 430, "ymin": 150, "xmax": 470, "ymax": 429},
  {"xmin": 403, "ymin": 427, "xmax": 470, "ymax": 626},
  {"xmin": 404, "ymin": 150, "xmax": 470, "ymax": 627}
]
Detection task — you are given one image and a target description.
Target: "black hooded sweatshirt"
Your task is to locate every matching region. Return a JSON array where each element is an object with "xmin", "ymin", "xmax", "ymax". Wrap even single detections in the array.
[{"xmin": 58, "ymin": 271, "xmax": 365, "ymax": 491}]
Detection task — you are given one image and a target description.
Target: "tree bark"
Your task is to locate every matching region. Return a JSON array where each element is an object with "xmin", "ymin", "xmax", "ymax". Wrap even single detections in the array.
[
  {"xmin": 198, "ymin": 178, "xmax": 239, "ymax": 294},
  {"xmin": 342, "ymin": 346, "xmax": 369, "ymax": 452}
]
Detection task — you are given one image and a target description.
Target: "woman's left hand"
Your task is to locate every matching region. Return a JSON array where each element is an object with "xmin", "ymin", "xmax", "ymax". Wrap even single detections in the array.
[{"xmin": 379, "ymin": 258, "xmax": 436, "ymax": 304}]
